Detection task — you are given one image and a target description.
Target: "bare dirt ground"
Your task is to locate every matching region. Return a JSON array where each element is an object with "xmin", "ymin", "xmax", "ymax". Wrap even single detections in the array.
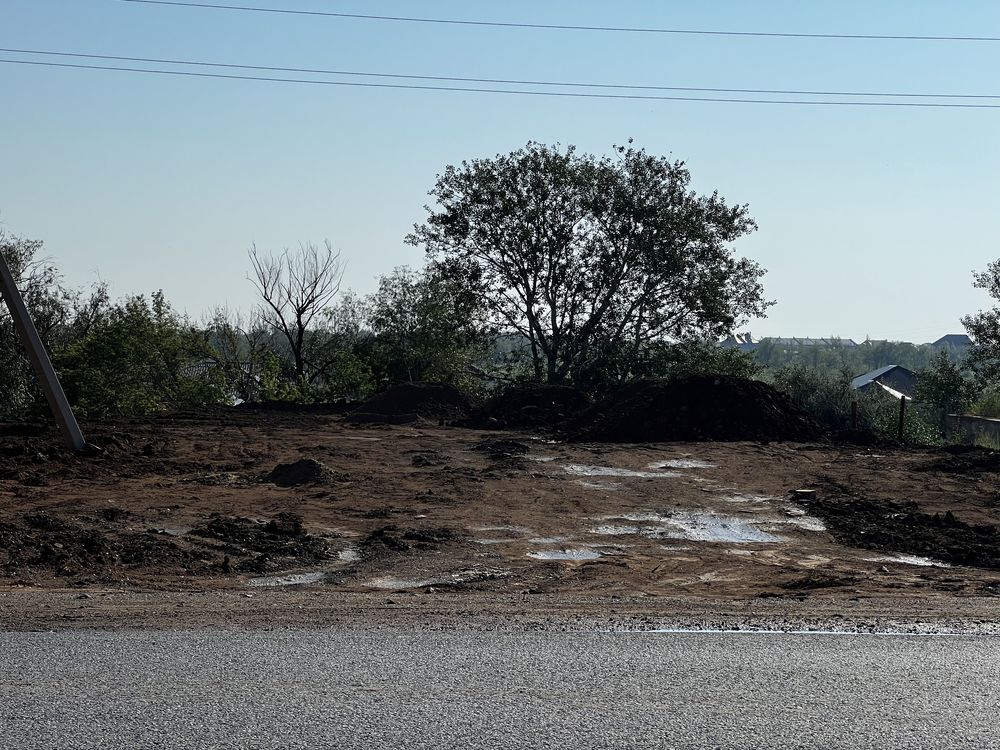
[{"xmin": 2, "ymin": 407, "xmax": 1000, "ymax": 630}]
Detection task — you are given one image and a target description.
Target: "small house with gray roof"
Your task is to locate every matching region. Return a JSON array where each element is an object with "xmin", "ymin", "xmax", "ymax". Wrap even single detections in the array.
[{"xmin": 850, "ymin": 365, "xmax": 917, "ymax": 399}]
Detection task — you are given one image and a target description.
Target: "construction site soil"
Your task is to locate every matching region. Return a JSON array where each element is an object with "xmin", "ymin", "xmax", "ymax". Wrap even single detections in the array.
[{"xmin": 2, "ymin": 404, "xmax": 1000, "ymax": 630}]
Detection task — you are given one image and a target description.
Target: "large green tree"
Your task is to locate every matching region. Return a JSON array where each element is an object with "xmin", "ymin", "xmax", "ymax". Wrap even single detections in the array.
[
  {"xmin": 366, "ymin": 265, "xmax": 491, "ymax": 390},
  {"xmin": 55, "ymin": 291, "xmax": 221, "ymax": 417},
  {"xmin": 407, "ymin": 141, "xmax": 770, "ymax": 384},
  {"xmin": 963, "ymin": 259, "xmax": 1000, "ymax": 381}
]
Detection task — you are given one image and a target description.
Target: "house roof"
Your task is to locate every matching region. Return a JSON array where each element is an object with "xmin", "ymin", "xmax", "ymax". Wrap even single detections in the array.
[
  {"xmin": 850, "ymin": 364, "xmax": 914, "ymax": 391},
  {"xmin": 765, "ymin": 337, "xmax": 858, "ymax": 347},
  {"xmin": 931, "ymin": 334, "xmax": 972, "ymax": 347}
]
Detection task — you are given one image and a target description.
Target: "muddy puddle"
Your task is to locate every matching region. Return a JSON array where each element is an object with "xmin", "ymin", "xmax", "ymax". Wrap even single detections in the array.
[
  {"xmin": 528, "ymin": 549, "xmax": 602, "ymax": 561},
  {"xmin": 564, "ymin": 464, "xmax": 681, "ymax": 478},
  {"xmin": 592, "ymin": 511, "xmax": 786, "ymax": 543},
  {"xmin": 248, "ymin": 571, "xmax": 327, "ymax": 587},
  {"xmin": 866, "ymin": 554, "xmax": 952, "ymax": 568},
  {"xmin": 367, "ymin": 569, "xmax": 510, "ymax": 589},
  {"xmin": 647, "ymin": 459, "xmax": 716, "ymax": 470}
]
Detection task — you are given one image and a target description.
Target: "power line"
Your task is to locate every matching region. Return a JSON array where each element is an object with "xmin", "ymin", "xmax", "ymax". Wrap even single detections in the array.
[
  {"xmin": 4, "ymin": 58, "xmax": 1000, "ymax": 108},
  {"xmin": 2, "ymin": 47, "xmax": 997, "ymax": 100},
  {"xmin": 119, "ymin": 0, "xmax": 1000, "ymax": 42}
]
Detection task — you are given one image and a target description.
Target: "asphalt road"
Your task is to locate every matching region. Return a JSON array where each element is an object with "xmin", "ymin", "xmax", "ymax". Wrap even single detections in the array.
[{"xmin": 1, "ymin": 628, "xmax": 997, "ymax": 749}]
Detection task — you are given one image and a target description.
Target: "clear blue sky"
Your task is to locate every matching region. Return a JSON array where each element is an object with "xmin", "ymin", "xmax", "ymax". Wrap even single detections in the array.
[{"xmin": 2, "ymin": 0, "xmax": 999, "ymax": 342}]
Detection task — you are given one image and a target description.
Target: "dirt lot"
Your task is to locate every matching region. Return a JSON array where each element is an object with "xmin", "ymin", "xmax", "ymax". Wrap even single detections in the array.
[{"xmin": 2, "ymin": 407, "xmax": 1000, "ymax": 629}]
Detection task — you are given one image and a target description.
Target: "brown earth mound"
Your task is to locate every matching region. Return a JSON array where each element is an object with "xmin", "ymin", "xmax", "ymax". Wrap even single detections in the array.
[
  {"xmin": 473, "ymin": 383, "xmax": 592, "ymax": 429},
  {"xmin": 566, "ymin": 375, "xmax": 821, "ymax": 443},
  {"xmin": 348, "ymin": 382, "xmax": 472, "ymax": 424},
  {"xmin": 267, "ymin": 458, "xmax": 336, "ymax": 487}
]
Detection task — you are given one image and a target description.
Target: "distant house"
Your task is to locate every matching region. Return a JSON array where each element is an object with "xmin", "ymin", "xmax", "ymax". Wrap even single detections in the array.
[
  {"xmin": 850, "ymin": 365, "xmax": 917, "ymax": 399},
  {"xmin": 767, "ymin": 337, "xmax": 858, "ymax": 349},
  {"xmin": 719, "ymin": 332, "xmax": 759, "ymax": 352},
  {"xmin": 930, "ymin": 334, "xmax": 972, "ymax": 349},
  {"xmin": 719, "ymin": 334, "xmax": 860, "ymax": 352}
]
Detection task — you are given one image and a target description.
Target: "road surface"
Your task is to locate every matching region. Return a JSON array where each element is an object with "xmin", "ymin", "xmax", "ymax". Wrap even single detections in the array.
[{"xmin": 1, "ymin": 628, "xmax": 997, "ymax": 749}]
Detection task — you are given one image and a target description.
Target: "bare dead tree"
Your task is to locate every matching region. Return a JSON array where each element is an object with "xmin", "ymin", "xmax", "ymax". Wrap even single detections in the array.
[{"xmin": 248, "ymin": 241, "xmax": 344, "ymax": 384}]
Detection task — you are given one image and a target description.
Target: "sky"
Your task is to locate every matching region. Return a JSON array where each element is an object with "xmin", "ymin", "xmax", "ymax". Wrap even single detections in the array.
[{"xmin": 2, "ymin": 0, "xmax": 999, "ymax": 343}]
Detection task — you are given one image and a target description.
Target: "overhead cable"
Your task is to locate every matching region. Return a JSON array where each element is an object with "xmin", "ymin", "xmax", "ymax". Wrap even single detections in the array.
[
  {"xmin": 118, "ymin": 0, "xmax": 1000, "ymax": 42},
  {"xmin": 3, "ymin": 47, "xmax": 998, "ymax": 100},
  {"xmin": 4, "ymin": 58, "xmax": 1000, "ymax": 108}
]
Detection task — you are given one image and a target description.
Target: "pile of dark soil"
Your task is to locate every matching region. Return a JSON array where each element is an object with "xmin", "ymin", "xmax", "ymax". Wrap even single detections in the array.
[
  {"xmin": 266, "ymin": 458, "xmax": 337, "ymax": 487},
  {"xmin": 347, "ymin": 382, "xmax": 472, "ymax": 424},
  {"xmin": 0, "ymin": 513, "xmax": 203, "ymax": 578},
  {"xmin": 565, "ymin": 375, "xmax": 821, "ymax": 443},
  {"xmin": 188, "ymin": 512, "xmax": 329, "ymax": 570},
  {"xmin": 472, "ymin": 383, "xmax": 592, "ymax": 429},
  {"xmin": 359, "ymin": 525, "xmax": 461, "ymax": 555},
  {"xmin": 799, "ymin": 496, "xmax": 1000, "ymax": 570},
  {"xmin": 918, "ymin": 445, "xmax": 1000, "ymax": 475}
]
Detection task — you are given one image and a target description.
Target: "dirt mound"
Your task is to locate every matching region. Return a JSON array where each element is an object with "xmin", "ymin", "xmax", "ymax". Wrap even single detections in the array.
[
  {"xmin": 267, "ymin": 458, "xmax": 336, "ymax": 486},
  {"xmin": 918, "ymin": 446, "xmax": 1000, "ymax": 475},
  {"xmin": 566, "ymin": 376, "xmax": 821, "ymax": 443},
  {"xmin": 474, "ymin": 383, "xmax": 592, "ymax": 429},
  {"xmin": 188, "ymin": 512, "xmax": 329, "ymax": 572},
  {"xmin": 799, "ymin": 496, "xmax": 1000, "ymax": 569},
  {"xmin": 348, "ymin": 382, "xmax": 472, "ymax": 424},
  {"xmin": 0, "ymin": 513, "xmax": 202, "ymax": 578}
]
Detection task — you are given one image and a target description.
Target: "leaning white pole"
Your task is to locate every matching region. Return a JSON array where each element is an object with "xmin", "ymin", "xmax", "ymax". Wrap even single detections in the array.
[{"xmin": 0, "ymin": 252, "xmax": 86, "ymax": 451}]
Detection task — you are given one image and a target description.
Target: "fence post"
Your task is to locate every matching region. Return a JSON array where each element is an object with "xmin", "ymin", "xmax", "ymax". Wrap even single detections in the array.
[
  {"xmin": 0, "ymin": 252, "xmax": 87, "ymax": 451},
  {"xmin": 897, "ymin": 395, "xmax": 907, "ymax": 443}
]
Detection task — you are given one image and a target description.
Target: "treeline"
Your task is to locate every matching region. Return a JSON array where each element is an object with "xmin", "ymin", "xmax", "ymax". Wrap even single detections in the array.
[
  {"xmin": 752, "ymin": 339, "xmax": 966, "ymax": 372},
  {"xmin": 3, "ymin": 140, "xmax": 997, "ymax": 445},
  {"xmin": 0, "ymin": 226, "xmax": 991, "ymax": 446}
]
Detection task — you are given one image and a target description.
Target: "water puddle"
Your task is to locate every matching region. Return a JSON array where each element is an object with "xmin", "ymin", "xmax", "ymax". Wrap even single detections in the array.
[
  {"xmin": 529, "ymin": 455, "xmax": 559, "ymax": 463},
  {"xmin": 472, "ymin": 538, "xmax": 514, "ymax": 545},
  {"xmin": 662, "ymin": 512, "xmax": 785, "ymax": 543},
  {"xmin": 527, "ymin": 549, "xmax": 602, "ymax": 561},
  {"xmin": 722, "ymin": 493, "xmax": 776, "ymax": 504},
  {"xmin": 593, "ymin": 511, "xmax": 785, "ymax": 543},
  {"xmin": 338, "ymin": 547, "xmax": 361, "ymax": 562},
  {"xmin": 248, "ymin": 571, "xmax": 326, "ymax": 587},
  {"xmin": 590, "ymin": 523, "xmax": 668, "ymax": 539},
  {"xmin": 647, "ymin": 459, "xmax": 716, "ymax": 470},
  {"xmin": 564, "ymin": 464, "xmax": 681, "ymax": 478},
  {"xmin": 867, "ymin": 554, "xmax": 952, "ymax": 568},
  {"xmin": 528, "ymin": 536, "xmax": 571, "ymax": 544},
  {"xmin": 779, "ymin": 516, "xmax": 827, "ymax": 532}
]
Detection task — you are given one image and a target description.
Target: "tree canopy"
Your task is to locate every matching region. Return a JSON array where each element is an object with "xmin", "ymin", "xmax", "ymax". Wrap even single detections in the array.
[
  {"xmin": 962, "ymin": 259, "xmax": 1000, "ymax": 381},
  {"xmin": 407, "ymin": 141, "xmax": 770, "ymax": 384}
]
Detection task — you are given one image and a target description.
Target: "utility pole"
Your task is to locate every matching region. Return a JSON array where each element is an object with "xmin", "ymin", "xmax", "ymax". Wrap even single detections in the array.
[{"xmin": 0, "ymin": 251, "xmax": 87, "ymax": 451}]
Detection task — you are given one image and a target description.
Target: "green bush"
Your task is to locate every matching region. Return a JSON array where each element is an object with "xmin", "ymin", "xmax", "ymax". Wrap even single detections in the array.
[{"xmin": 769, "ymin": 365, "xmax": 855, "ymax": 430}]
